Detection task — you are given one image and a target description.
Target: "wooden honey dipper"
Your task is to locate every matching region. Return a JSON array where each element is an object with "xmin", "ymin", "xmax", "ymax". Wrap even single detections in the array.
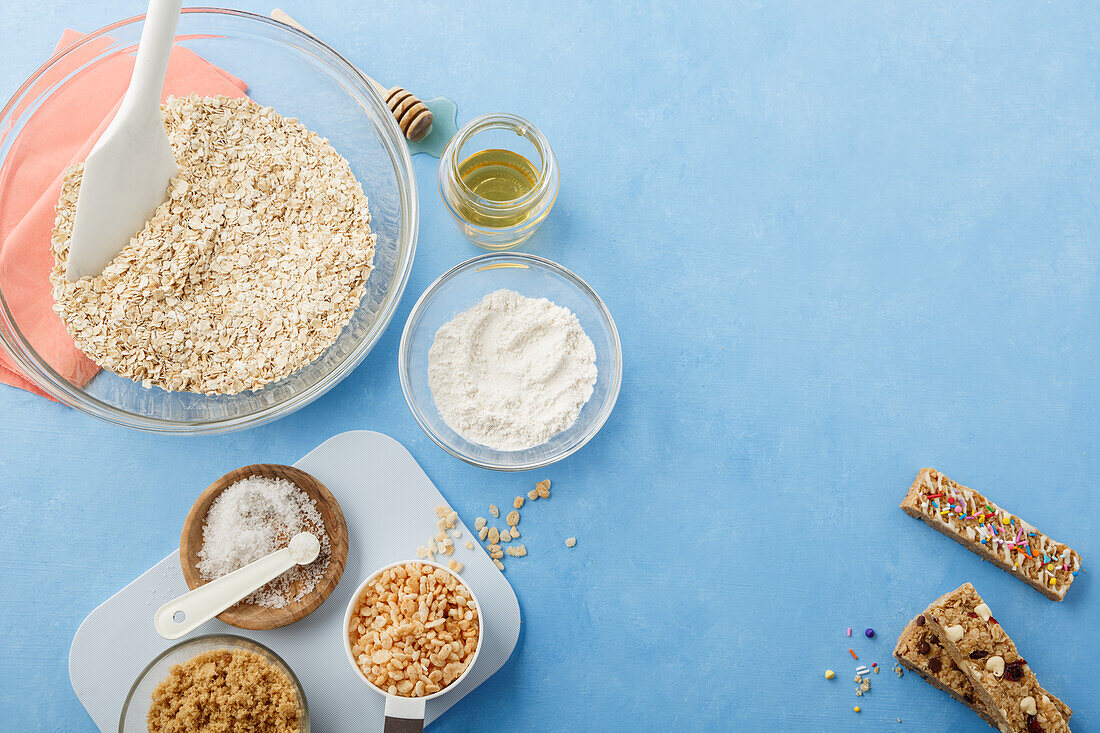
[{"xmin": 271, "ymin": 8, "xmax": 433, "ymax": 141}]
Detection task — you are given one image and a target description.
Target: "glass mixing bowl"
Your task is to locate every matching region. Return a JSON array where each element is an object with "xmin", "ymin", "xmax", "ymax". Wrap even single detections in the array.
[
  {"xmin": 0, "ymin": 9, "xmax": 417, "ymax": 433},
  {"xmin": 119, "ymin": 634, "xmax": 309, "ymax": 732},
  {"xmin": 399, "ymin": 253, "xmax": 622, "ymax": 471}
]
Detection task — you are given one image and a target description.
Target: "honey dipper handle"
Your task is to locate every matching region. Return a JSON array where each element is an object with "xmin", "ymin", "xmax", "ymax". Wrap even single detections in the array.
[{"xmin": 270, "ymin": 8, "xmax": 434, "ymax": 140}]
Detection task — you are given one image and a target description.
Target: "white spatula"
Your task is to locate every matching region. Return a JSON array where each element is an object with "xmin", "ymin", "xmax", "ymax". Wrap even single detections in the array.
[{"xmin": 65, "ymin": 0, "xmax": 183, "ymax": 281}]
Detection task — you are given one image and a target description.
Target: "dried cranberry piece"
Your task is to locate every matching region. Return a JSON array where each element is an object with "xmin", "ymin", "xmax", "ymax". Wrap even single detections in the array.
[
  {"xmin": 1027, "ymin": 714, "xmax": 1043, "ymax": 732},
  {"xmin": 1004, "ymin": 660, "xmax": 1027, "ymax": 681},
  {"xmin": 967, "ymin": 612, "xmax": 978, "ymax": 618},
  {"xmin": 969, "ymin": 650, "xmax": 988, "ymax": 659}
]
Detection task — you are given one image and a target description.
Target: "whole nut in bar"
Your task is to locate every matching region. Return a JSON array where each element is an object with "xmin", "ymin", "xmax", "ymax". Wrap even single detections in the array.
[
  {"xmin": 945, "ymin": 624, "xmax": 964, "ymax": 643},
  {"xmin": 986, "ymin": 655, "xmax": 1005, "ymax": 677}
]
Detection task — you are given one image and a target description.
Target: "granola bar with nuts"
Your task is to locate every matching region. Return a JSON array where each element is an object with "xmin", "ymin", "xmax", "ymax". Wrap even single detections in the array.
[
  {"xmin": 894, "ymin": 613, "xmax": 1071, "ymax": 728},
  {"xmin": 901, "ymin": 469, "xmax": 1082, "ymax": 600},
  {"xmin": 923, "ymin": 583, "xmax": 1070, "ymax": 733}
]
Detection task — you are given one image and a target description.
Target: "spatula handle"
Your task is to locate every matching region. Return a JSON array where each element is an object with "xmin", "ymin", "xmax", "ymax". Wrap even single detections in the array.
[{"xmin": 123, "ymin": 0, "xmax": 183, "ymax": 117}]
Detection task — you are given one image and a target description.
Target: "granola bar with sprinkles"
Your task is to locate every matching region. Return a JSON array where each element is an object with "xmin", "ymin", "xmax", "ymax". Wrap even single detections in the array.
[{"xmin": 900, "ymin": 468, "xmax": 1082, "ymax": 600}]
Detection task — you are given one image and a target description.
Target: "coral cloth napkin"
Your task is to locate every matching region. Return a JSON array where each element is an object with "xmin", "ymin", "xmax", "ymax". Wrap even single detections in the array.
[{"xmin": 0, "ymin": 29, "xmax": 247, "ymax": 400}]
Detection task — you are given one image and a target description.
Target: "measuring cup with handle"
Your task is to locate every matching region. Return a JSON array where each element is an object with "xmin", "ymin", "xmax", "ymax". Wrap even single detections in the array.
[{"xmin": 342, "ymin": 560, "xmax": 484, "ymax": 733}]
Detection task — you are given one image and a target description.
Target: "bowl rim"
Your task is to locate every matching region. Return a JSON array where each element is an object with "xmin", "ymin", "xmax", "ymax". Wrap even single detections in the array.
[
  {"xmin": 0, "ymin": 7, "xmax": 418, "ymax": 434},
  {"xmin": 118, "ymin": 632, "xmax": 309, "ymax": 732},
  {"xmin": 398, "ymin": 252, "xmax": 622, "ymax": 471}
]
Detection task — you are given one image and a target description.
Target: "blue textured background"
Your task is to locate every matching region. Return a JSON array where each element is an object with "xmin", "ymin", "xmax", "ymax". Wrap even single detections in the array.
[{"xmin": 1, "ymin": 1, "xmax": 1098, "ymax": 730}]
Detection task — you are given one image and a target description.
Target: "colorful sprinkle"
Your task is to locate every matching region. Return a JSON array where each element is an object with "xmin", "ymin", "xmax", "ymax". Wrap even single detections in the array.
[
  {"xmin": 847, "ymin": 628, "xmax": 852, "ymax": 637},
  {"xmin": 854, "ymin": 706, "xmax": 861, "ymax": 713},
  {"xmin": 825, "ymin": 669, "xmax": 835, "ymax": 679},
  {"xmin": 926, "ymin": 493, "xmax": 944, "ymax": 499},
  {"xmin": 865, "ymin": 628, "xmax": 875, "ymax": 638},
  {"xmin": 850, "ymin": 648, "xmax": 858, "ymax": 660}
]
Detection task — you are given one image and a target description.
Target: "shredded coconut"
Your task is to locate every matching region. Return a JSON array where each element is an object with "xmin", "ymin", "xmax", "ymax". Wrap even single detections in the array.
[
  {"xmin": 427, "ymin": 289, "xmax": 598, "ymax": 450},
  {"xmin": 197, "ymin": 476, "xmax": 331, "ymax": 608}
]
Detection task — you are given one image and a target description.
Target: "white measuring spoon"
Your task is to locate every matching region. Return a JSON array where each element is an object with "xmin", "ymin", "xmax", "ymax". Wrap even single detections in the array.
[
  {"xmin": 153, "ymin": 532, "xmax": 320, "ymax": 640},
  {"xmin": 66, "ymin": 0, "xmax": 182, "ymax": 281}
]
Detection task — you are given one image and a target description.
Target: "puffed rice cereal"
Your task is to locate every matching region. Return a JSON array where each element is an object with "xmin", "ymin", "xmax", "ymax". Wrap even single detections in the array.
[{"xmin": 348, "ymin": 562, "xmax": 479, "ymax": 697}]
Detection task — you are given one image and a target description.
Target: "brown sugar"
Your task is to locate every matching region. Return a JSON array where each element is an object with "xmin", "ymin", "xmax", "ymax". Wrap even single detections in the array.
[{"xmin": 147, "ymin": 648, "xmax": 300, "ymax": 732}]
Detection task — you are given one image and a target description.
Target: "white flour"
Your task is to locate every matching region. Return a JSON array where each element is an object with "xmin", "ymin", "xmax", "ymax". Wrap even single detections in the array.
[{"xmin": 428, "ymin": 289, "xmax": 598, "ymax": 451}]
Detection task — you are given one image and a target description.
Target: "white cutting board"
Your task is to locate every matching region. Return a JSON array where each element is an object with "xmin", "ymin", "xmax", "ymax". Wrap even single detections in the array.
[{"xmin": 69, "ymin": 430, "xmax": 521, "ymax": 731}]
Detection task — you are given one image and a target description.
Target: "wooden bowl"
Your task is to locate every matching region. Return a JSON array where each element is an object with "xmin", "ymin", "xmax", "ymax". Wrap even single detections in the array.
[{"xmin": 179, "ymin": 464, "xmax": 348, "ymax": 630}]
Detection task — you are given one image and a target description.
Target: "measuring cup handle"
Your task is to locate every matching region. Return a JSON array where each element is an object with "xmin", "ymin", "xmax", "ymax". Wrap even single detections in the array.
[
  {"xmin": 384, "ymin": 718, "xmax": 423, "ymax": 733},
  {"xmin": 383, "ymin": 696, "xmax": 425, "ymax": 733}
]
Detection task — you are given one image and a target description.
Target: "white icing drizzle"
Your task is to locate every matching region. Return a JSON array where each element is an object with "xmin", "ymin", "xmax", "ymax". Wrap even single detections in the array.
[{"xmin": 912, "ymin": 470, "xmax": 1082, "ymax": 590}]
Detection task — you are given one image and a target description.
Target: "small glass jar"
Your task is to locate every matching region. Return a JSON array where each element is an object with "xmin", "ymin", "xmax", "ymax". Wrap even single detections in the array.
[{"xmin": 438, "ymin": 113, "xmax": 558, "ymax": 250}]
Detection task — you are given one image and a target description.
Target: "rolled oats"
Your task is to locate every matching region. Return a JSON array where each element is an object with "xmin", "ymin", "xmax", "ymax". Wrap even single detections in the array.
[{"xmin": 50, "ymin": 95, "xmax": 376, "ymax": 395}]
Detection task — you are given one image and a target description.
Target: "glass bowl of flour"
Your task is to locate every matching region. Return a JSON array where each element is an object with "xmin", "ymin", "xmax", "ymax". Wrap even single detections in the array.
[{"xmin": 399, "ymin": 253, "xmax": 621, "ymax": 470}]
